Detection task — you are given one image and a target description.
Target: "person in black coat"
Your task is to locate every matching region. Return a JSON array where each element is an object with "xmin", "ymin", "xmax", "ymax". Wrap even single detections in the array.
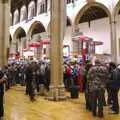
[
  {"xmin": 84, "ymin": 63, "xmax": 92, "ymax": 111},
  {"xmin": 107, "ymin": 62, "xmax": 119, "ymax": 114},
  {"xmin": 25, "ymin": 63, "xmax": 36, "ymax": 101},
  {"xmin": 0, "ymin": 70, "xmax": 6, "ymax": 120},
  {"xmin": 45, "ymin": 64, "xmax": 50, "ymax": 91}
]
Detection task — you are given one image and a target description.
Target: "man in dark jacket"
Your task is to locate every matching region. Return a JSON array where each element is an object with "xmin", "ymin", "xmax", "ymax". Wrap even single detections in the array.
[
  {"xmin": 25, "ymin": 63, "xmax": 36, "ymax": 101},
  {"xmin": 45, "ymin": 64, "xmax": 50, "ymax": 91},
  {"xmin": 108, "ymin": 62, "xmax": 120, "ymax": 114},
  {"xmin": 0, "ymin": 70, "xmax": 6, "ymax": 120}
]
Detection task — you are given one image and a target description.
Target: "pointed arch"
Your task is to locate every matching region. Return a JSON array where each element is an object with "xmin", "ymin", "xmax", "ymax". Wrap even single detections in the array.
[
  {"xmin": 74, "ymin": 2, "xmax": 111, "ymax": 25},
  {"xmin": 12, "ymin": 27, "xmax": 27, "ymax": 53},
  {"xmin": 28, "ymin": 21, "xmax": 46, "ymax": 37},
  {"xmin": 13, "ymin": 27, "xmax": 26, "ymax": 40}
]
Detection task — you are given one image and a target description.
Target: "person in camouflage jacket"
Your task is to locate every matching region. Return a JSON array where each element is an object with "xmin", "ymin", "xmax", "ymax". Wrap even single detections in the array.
[{"xmin": 87, "ymin": 59, "xmax": 108, "ymax": 118}]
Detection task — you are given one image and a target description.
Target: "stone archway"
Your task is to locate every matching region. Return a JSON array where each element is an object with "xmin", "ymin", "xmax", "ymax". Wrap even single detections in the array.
[
  {"xmin": 12, "ymin": 27, "xmax": 27, "ymax": 55},
  {"xmin": 28, "ymin": 21, "xmax": 46, "ymax": 59},
  {"xmin": 73, "ymin": 2, "xmax": 111, "ymax": 56},
  {"xmin": 74, "ymin": 2, "xmax": 111, "ymax": 25},
  {"xmin": 28, "ymin": 21, "xmax": 46, "ymax": 39},
  {"xmin": 14, "ymin": 27, "xmax": 26, "ymax": 39}
]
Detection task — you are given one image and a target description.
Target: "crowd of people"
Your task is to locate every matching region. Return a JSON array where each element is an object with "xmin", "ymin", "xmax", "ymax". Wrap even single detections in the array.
[
  {"xmin": 85, "ymin": 60, "xmax": 120, "ymax": 118},
  {"xmin": 64, "ymin": 60, "xmax": 120, "ymax": 118},
  {"xmin": 0, "ymin": 59, "xmax": 120, "ymax": 119},
  {"xmin": 0, "ymin": 60, "xmax": 51, "ymax": 120}
]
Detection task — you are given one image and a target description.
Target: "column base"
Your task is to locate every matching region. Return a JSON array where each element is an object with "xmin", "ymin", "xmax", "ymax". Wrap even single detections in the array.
[{"xmin": 45, "ymin": 85, "xmax": 67, "ymax": 101}]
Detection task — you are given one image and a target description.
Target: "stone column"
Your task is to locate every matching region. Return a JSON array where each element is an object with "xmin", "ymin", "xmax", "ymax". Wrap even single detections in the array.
[
  {"xmin": 0, "ymin": 0, "xmax": 10, "ymax": 65},
  {"xmin": 110, "ymin": 18, "xmax": 117, "ymax": 63},
  {"xmin": 46, "ymin": 0, "xmax": 66, "ymax": 101}
]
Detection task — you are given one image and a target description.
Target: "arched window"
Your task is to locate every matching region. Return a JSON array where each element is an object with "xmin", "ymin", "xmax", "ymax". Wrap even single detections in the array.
[
  {"xmin": 13, "ymin": 9, "xmax": 19, "ymax": 25},
  {"xmin": 20, "ymin": 5, "xmax": 27, "ymax": 22},
  {"xmin": 37, "ymin": 0, "xmax": 42, "ymax": 14},
  {"xmin": 28, "ymin": 1, "xmax": 35, "ymax": 20},
  {"xmin": 10, "ymin": 13, "xmax": 12, "ymax": 26},
  {"xmin": 28, "ymin": 21, "xmax": 46, "ymax": 37},
  {"xmin": 38, "ymin": 0, "xmax": 47, "ymax": 14}
]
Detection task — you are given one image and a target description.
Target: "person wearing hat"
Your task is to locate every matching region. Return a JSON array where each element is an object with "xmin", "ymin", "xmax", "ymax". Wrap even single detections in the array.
[{"xmin": 0, "ymin": 71, "xmax": 6, "ymax": 120}]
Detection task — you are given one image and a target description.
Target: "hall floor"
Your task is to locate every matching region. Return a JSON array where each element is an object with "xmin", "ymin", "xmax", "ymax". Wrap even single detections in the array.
[{"xmin": 4, "ymin": 86, "xmax": 120, "ymax": 120}]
